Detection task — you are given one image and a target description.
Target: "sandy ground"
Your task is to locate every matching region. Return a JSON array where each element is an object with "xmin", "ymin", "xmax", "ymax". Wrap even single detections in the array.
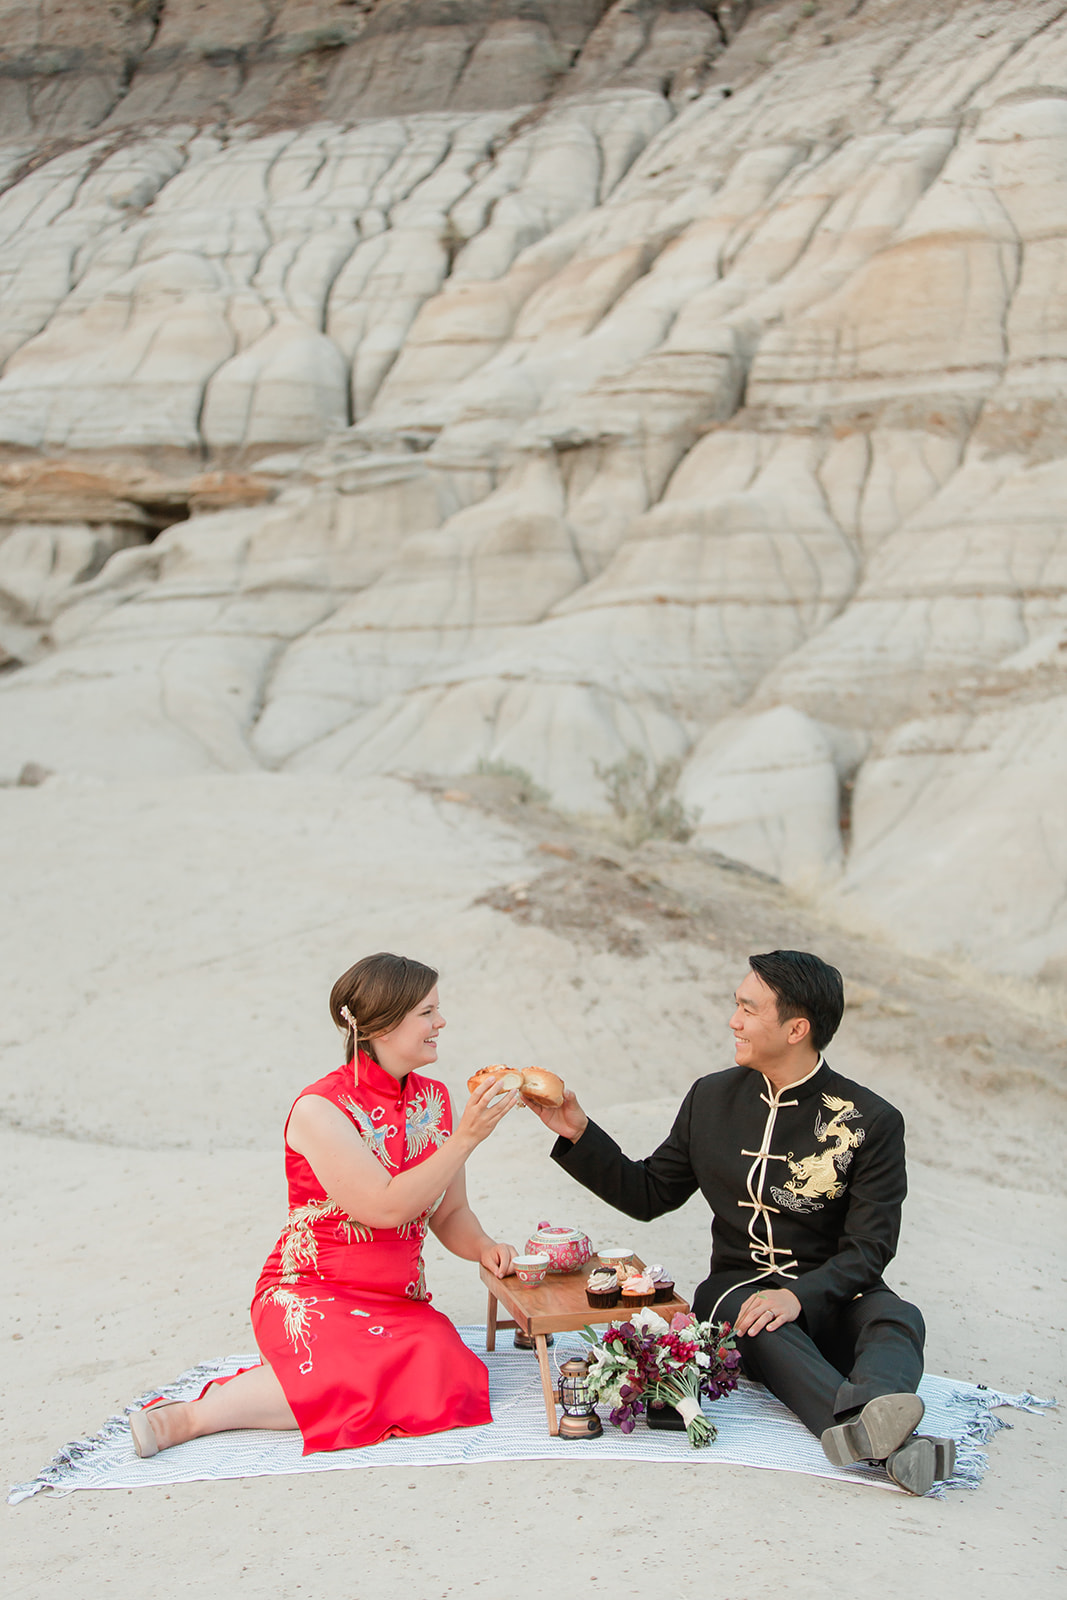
[{"xmin": 2, "ymin": 774, "xmax": 1064, "ymax": 1598}]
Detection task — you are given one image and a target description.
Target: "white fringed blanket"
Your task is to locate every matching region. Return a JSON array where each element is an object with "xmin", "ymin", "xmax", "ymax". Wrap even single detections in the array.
[{"xmin": 9, "ymin": 1327, "xmax": 1052, "ymax": 1504}]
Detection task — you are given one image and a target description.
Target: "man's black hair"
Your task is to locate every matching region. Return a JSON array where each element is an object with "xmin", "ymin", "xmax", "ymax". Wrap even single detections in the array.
[{"xmin": 748, "ymin": 950, "xmax": 844, "ymax": 1055}]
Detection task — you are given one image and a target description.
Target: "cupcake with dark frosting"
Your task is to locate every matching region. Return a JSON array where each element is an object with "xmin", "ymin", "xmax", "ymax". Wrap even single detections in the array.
[{"xmin": 585, "ymin": 1269, "xmax": 620, "ymax": 1309}]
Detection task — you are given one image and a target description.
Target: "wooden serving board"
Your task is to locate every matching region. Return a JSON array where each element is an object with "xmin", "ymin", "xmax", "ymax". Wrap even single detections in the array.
[{"xmin": 480, "ymin": 1256, "xmax": 690, "ymax": 1337}]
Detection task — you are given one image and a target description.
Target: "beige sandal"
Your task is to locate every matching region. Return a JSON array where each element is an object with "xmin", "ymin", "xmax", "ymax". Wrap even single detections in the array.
[{"xmin": 129, "ymin": 1400, "xmax": 186, "ymax": 1459}]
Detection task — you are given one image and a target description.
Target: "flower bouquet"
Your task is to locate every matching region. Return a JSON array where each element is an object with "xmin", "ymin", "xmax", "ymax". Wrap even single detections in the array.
[{"xmin": 582, "ymin": 1307, "xmax": 741, "ymax": 1448}]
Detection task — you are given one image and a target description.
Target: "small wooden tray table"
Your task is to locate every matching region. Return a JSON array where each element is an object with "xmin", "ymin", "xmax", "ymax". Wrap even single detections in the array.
[{"xmin": 480, "ymin": 1258, "xmax": 690, "ymax": 1436}]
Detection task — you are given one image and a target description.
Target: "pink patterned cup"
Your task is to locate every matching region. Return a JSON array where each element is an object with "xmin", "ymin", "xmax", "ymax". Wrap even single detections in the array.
[{"xmin": 512, "ymin": 1254, "xmax": 550, "ymax": 1286}]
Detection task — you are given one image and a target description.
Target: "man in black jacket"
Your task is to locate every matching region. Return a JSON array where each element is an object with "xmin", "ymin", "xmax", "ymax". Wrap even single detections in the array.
[{"xmin": 534, "ymin": 949, "xmax": 955, "ymax": 1496}]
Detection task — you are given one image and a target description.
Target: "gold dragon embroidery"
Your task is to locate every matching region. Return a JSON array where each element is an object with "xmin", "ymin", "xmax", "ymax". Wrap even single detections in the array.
[{"xmin": 770, "ymin": 1094, "xmax": 866, "ymax": 1213}]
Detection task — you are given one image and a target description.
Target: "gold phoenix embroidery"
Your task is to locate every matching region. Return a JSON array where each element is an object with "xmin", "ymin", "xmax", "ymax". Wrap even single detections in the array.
[
  {"xmin": 278, "ymin": 1198, "xmax": 374, "ymax": 1281},
  {"xmin": 338, "ymin": 1094, "xmax": 398, "ymax": 1169},
  {"xmin": 265, "ymin": 1083, "xmax": 445, "ymax": 1366},
  {"xmin": 404, "ymin": 1258, "xmax": 428, "ymax": 1300},
  {"xmin": 405, "ymin": 1085, "xmax": 449, "ymax": 1160},
  {"xmin": 261, "ymin": 1285, "xmax": 332, "ymax": 1374},
  {"xmin": 771, "ymin": 1094, "xmax": 866, "ymax": 1213}
]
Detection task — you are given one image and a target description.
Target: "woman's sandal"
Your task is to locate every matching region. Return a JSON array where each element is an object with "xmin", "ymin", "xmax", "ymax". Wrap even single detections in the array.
[{"xmin": 129, "ymin": 1400, "xmax": 188, "ymax": 1459}]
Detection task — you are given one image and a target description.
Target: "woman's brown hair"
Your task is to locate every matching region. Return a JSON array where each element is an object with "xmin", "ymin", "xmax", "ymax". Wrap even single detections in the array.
[{"xmin": 329, "ymin": 953, "xmax": 439, "ymax": 1064}]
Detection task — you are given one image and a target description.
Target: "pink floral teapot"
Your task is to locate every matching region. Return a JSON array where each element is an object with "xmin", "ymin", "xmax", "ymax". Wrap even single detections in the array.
[{"xmin": 524, "ymin": 1221, "xmax": 592, "ymax": 1274}]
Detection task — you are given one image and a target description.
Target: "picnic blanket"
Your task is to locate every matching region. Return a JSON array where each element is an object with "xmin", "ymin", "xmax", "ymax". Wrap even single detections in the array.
[{"xmin": 9, "ymin": 1327, "xmax": 1053, "ymax": 1504}]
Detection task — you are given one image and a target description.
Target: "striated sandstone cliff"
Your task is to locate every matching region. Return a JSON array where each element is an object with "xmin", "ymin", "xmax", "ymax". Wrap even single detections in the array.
[
  {"xmin": 0, "ymin": 1, "xmax": 745, "ymax": 143},
  {"xmin": 0, "ymin": 0, "xmax": 1065, "ymax": 980}
]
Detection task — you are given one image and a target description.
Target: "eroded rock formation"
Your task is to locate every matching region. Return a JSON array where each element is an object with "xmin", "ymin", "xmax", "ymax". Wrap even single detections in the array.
[{"xmin": 0, "ymin": 0, "xmax": 1065, "ymax": 979}]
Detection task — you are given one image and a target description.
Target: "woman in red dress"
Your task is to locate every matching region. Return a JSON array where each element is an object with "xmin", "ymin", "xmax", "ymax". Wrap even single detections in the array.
[{"xmin": 129, "ymin": 953, "xmax": 518, "ymax": 1456}]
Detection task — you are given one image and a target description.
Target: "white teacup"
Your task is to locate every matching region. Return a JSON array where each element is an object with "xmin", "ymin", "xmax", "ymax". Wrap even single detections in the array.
[{"xmin": 512, "ymin": 1253, "xmax": 550, "ymax": 1286}]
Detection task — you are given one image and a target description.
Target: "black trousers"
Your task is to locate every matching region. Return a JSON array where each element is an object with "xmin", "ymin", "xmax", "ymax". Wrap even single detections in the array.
[{"xmin": 706, "ymin": 1279, "xmax": 926, "ymax": 1439}]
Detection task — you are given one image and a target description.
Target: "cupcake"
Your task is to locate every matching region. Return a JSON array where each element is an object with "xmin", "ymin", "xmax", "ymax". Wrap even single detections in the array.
[
  {"xmin": 585, "ymin": 1269, "xmax": 620, "ymax": 1309},
  {"xmin": 646, "ymin": 1264, "xmax": 676, "ymax": 1303},
  {"xmin": 618, "ymin": 1273, "xmax": 656, "ymax": 1310}
]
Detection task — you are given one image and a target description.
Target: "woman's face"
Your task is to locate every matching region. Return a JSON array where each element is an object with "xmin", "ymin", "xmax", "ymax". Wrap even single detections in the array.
[{"xmin": 372, "ymin": 986, "xmax": 445, "ymax": 1080}]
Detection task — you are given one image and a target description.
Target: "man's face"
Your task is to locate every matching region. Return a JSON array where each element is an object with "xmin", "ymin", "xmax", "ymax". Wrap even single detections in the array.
[{"xmin": 728, "ymin": 969, "xmax": 793, "ymax": 1073}]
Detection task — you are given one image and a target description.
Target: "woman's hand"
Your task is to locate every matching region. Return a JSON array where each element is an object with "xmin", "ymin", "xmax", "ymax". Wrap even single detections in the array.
[
  {"xmin": 480, "ymin": 1239, "xmax": 516, "ymax": 1279},
  {"xmin": 525, "ymin": 1087, "xmax": 588, "ymax": 1144},
  {"xmin": 455, "ymin": 1075, "xmax": 520, "ymax": 1147}
]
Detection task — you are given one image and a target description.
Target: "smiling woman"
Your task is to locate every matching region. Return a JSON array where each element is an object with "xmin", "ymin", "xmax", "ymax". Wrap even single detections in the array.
[
  {"xmin": 127, "ymin": 952, "xmax": 518, "ymax": 1459},
  {"xmin": 330, "ymin": 954, "xmax": 446, "ymax": 1075}
]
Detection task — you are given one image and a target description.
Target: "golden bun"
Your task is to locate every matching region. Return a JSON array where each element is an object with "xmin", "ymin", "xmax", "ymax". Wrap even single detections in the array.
[
  {"xmin": 466, "ymin": 1065, "xmax": 524, "ymax": 1095},
  {"xmin": 519, "ymin": 1066, "xmax": 565, "ymax": 1108}
]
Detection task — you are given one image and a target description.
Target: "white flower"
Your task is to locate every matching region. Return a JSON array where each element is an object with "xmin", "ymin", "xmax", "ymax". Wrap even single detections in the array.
[
  {"xmin": 631, "ymin": 1308, "xmax": 669, "ymax": 1335},
  {"xmin": 695, "ymin": 1351, "xmax": 710, "ymax": 1367}
]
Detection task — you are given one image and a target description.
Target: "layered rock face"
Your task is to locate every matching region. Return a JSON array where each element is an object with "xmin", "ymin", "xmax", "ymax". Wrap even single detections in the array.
[{"xmin": 0, "ymin": 0, "xmax": 1065, "ymax": 980}]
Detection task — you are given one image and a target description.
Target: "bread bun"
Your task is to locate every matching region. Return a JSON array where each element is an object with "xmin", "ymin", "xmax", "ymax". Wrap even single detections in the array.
[
  {"xmin": 466, "ymin": 1065, "xmax": 524, "ymax": 1096},
  {"xmin": 519, "ymin": 1066, "xmax": 565, "ymax": 1108}
]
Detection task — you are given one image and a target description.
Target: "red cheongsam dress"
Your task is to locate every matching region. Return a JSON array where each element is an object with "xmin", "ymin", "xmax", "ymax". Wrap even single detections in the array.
[{"xmin": 251, "ymin": 1049, "xmax": 492, "ymax": 1453}]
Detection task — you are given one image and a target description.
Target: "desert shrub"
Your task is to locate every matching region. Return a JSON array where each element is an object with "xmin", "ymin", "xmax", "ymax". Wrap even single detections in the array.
[
  {"xmin": 473, "ymin": 757, "xmax": 549, "ymax": 804},
  {"xmin": 594, "ymin": 750, "xmax": 699, "ymax": 846}
]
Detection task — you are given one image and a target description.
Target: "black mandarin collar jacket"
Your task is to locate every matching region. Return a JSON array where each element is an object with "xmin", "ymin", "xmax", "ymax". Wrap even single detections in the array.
[{"xmin": 552, "ymin": 1057, "xmax": 907, "ymax": 1321}]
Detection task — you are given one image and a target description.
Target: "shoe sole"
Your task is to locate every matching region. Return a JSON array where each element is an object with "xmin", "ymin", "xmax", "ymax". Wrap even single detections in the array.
[
  {"xmin": 886, "ymin": 1437, "xmax": 935, "ymax": 1495},
  {"xmin": 885, "ymin": 1434, "xmax": 956, "ymax": 1495},
  {"xmin": 821, "ymin": 1392, "xmax": 925, "ymax": 1466}
]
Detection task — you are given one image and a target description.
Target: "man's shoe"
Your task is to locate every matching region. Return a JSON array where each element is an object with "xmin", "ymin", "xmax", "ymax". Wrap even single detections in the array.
[
  {"xmin": 885, "ymin": 1435, "xmax": 955, "ymax": 1496},
  {"xmin": 820, "ymin": 1392, "xmax": 925, "ymax": 1466}
]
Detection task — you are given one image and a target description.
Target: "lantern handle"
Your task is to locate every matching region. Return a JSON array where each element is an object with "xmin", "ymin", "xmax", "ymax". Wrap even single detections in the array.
[{"xmin": 552, "ymin": 1331, "xmax": 594, "ymax": 1384}]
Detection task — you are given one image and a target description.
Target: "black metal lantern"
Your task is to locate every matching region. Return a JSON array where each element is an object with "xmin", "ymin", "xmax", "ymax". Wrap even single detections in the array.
[{"xmin": 557, "ymin": 1358, "xmax": 603, "ymax": 1440}]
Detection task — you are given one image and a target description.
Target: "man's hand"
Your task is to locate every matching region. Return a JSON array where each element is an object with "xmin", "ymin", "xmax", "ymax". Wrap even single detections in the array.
[
  {"xmin": 525, "ymin": 1088, "xmax": 588, "ymax": 1144},
  {"xmin": 735, "ymin": 1286, "xmax": 801, "ymax": 1336}
]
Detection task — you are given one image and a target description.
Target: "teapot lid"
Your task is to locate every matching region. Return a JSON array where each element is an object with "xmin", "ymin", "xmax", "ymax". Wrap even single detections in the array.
[{"xmin": 532, "ymin": 1221, "xmax": 587, "ymax": 1240}]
